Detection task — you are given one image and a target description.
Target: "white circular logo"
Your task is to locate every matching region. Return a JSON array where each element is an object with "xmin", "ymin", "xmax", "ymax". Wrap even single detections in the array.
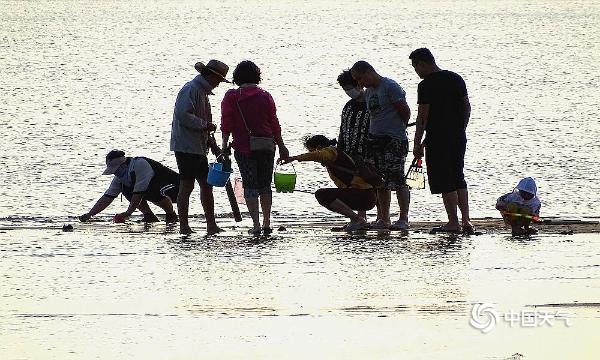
[{"xmin": 470, "ymin": 303, "xmax": 499, "ymax": 333}]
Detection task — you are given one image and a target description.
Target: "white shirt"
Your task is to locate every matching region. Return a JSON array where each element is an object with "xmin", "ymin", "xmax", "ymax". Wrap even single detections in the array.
[
  {"xmin": 498, "ymin": 191, "xmax": 541, "ymax": 215},
  {"xmin": 104, "ymin": 158, "xmax": 155, "ymax": 197}
]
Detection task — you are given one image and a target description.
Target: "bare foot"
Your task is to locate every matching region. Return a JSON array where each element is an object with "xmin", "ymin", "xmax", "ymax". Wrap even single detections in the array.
[
  {"xmin": 165, "ymin": 213, "xmax": 179, "ymax": 223},
  {"xmin": 511, "ymin": 227, "xmax": 526, "ymax": 236},
  {"xmin": 142, "ymin": 213, "xmax": 160, "ymax": 223},
  {"xmin": 206, "ymin": 226, "xmax": 224, "ymax": 236},
  {"xmin": 248, "ymin": 227, "xmax": 261, "ymax": 236},
  {"xmin": 462, "ymin": 222, "xmax": 475, "ymax": 234},
  {"xmin": 430, "ymin": 223, "xmax": 461, "ymax": 234},
  {"xmin": 180, "ymin": 225, "xmax": 194, "ymax": 235}
]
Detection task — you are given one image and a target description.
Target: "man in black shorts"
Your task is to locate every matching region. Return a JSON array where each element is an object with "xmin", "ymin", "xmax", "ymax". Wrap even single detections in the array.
[
  {"xmin": 170, "ymin": 59, "xmax": 229, "ymax": 235},
  {"xmin": 410, "ymin": 48, "xmax": 474, "ymax": 234},
  {"xmin": 79, "ymin": 150, "xmax": 179, "ymax": 223}
]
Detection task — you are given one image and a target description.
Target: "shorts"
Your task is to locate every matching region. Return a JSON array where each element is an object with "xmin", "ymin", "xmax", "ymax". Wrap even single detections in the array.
[
  {"xmin": 315, "ymin": 188, "xmax": 377, "ymax": 211},
  {"xmin": 234, "ymin": 150, "xmax": 275, "ymax": 198},
  {"xmin": 366, "ymin": 136, "xmax": 408, "ymax": 191},
  {"xmin": 174, "ymin": 151, "xmax": 209, "ymax": 180},
  {"xmin": 122, "ymin": 182, "xmax": 179, "ymax": 204},
  {"xmin": 425, "ymin": 137, "xmax": 467, "ymax": 194}
]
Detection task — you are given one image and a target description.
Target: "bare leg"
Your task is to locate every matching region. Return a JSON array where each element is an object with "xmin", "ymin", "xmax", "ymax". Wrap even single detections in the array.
[
  {"xmin": 197, "ymin": 177, "xmax": 221, "ymax": 235},
  {"xmin": 245, "ymin": 196, "xmax": 261, "ymax": 232},
  {"xmin": 457, "ymin": 188, "xmax": 471, "ymax": 227},
  {"xmin": 154, "ymin": 198, "xmax": 178, "ymax": 223},
  {"xmin": 137, "ymin": 200, "xmax": 159, "ymax": 222},
  {"xmin": 154, "ymin": 198, "xmax": 175, "ymax": 215},
  {"xmin": 396, "ymin": 185, "xmax": 410, "ymax": 222},
  {"xmin": 137, "ymin": 200, "xmax": 154, "ymax": 215},
  {"xmin": 441, "ymin": 191, "xmax": 460, "ymax": 230},
  {"xmin": 177, "ymin": 179, "xmax": 195, "ymax": 234},
  {"xmin": 260, "ymin": 193, "xmax": 272, "ymax": 229},
  {"xmin": 376, "ymin": 189, "xmax": 391, "ymax": 224},
  {"xmin": 511, "ymin": 223, "xmax": 525, "ymax": 236},
  {"xmin": 326, "ymin": 199, "xmax": 362, "ymax": 222}
]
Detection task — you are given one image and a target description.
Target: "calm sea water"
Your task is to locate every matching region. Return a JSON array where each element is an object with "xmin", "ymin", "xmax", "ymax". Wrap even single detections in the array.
[{"xmin": 1, "ymin": 1, "xmax": 599, "ymax": 359}]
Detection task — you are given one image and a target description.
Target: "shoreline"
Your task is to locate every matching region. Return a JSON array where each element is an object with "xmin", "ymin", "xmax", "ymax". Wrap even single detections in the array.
[{"xmin": 0, "ymin": 217, "xmax": 598, "ymax": 235}]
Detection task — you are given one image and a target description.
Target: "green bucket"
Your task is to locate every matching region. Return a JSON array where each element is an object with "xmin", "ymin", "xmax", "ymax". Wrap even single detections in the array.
[{"xmin": 273, "ymin": 164, "xmax": 297, "ymax": 193}]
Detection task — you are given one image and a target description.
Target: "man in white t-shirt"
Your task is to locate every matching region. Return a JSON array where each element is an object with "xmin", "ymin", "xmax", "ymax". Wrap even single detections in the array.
[
  {"xmin": 350, "ymin": 61, "xmax": 412, "ymax": 231},
  {"xmin": 79, "ymin": 150, "xmax": 179, "ymax": 223}
]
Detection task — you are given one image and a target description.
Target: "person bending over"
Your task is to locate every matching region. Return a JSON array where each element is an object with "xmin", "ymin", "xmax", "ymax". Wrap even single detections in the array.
[
  {"xmin": 279, "ymin": 135, "xmax": 377, "ymax": 232},
  {"xmin": 79, "ymin": 150, "xmax": 179, "ymax": 223}
]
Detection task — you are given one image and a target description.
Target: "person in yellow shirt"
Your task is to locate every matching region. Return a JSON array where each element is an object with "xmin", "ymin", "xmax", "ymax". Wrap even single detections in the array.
[{"xmin": 279, "ymin": 135, "xmax": 377, "ymax": 231}]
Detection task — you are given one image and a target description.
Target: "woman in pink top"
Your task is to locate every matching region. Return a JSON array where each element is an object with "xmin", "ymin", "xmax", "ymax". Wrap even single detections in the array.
[{"xmin": 221, "ymin": 61, "xmax": 289, "ymax": 235}]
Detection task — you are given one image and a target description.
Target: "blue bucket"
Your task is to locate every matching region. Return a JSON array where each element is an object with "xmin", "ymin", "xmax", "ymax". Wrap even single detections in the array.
[{"xmin": 207, "ymin": 163, "xmax": 232, "ymax": 187}]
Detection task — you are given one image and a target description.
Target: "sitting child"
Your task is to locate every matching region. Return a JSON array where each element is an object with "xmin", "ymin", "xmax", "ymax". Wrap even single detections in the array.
[{"xmin": 496, "ymin": 177, "xmax": 541, "ymax": 236}]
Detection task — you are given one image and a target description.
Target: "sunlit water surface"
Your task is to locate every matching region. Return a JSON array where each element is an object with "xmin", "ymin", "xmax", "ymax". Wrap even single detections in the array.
[{"xmin": 1, "ymin": 0, "xmax": 599, "ymax": 359}]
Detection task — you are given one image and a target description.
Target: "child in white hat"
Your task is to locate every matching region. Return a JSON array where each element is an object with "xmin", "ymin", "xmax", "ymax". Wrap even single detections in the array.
[{"xmin": 495, "ymin": 177, "xmax": 541, "ymax": 235}]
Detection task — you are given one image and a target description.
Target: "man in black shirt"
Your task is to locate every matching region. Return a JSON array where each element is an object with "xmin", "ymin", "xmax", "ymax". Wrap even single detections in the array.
[
  {"xmin": 410, "ymin": 48, "xmax": 474, "ymax": 234},
  {"xmin": 337, "ymin": 69, "xmax": 370, "ymax": 158},
  {"xmin": 336, "ymin": 69, "xmax": 371, "ymax": 225}
]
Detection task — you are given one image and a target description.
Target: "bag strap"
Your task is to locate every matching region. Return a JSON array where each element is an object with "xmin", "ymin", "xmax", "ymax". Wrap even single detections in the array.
[{"xmin": 236, "ymin": 89, "xmax": 252, "ymax": 136}]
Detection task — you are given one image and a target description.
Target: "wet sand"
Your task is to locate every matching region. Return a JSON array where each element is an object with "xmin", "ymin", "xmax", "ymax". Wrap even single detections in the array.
[{"xmin": 1, "ymin": 216, "xmax": 598, "ymax": 235}]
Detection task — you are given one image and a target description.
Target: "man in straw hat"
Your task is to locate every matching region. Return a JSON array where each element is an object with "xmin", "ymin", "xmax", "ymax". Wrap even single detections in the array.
[{"xmin": 171, "ymin": 59, "xmax": 230, "ymax": 235}]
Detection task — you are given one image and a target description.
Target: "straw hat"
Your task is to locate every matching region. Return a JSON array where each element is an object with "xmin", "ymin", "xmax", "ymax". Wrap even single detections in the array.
[{"xmin": 194, "ymin": 59, "xmax": 231, "ymax": 83}]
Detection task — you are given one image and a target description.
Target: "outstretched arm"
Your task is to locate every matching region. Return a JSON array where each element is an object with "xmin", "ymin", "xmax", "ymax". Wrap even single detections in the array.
[
  {"xmin": 79, "ymin": 195, "xmax": 114, "ymax": 221},
  {"xmin": 279, "ymin": 148, "xmax": 336, "ymax": 164}
]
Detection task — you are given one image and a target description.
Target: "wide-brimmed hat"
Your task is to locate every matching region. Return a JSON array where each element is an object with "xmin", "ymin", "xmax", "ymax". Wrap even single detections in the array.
[
  {"xmin": 194, "ymin": 59, "xmax": 231, "ymax": 83},
  {"xmin": 516, "ymin": 176, "xmax": 537, "ymax": 195},
  {"xmin": 102, "ymin": 150, "xmax": 127, "ymax": 175}
]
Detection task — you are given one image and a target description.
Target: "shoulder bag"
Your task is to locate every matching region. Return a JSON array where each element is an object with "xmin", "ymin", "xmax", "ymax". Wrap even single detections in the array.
[{"xmin": 236, "ymin": 90, "xmax": 276, "ymax": 152}]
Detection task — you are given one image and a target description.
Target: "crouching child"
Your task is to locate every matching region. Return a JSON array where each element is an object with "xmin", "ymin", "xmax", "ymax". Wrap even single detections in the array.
[{"xmin": 496, "ymin": 177, "xmax": 541, "ymax": 236}]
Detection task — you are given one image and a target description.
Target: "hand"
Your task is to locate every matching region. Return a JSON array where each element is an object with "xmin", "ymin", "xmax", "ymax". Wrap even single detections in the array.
[
  {"xmin": 79, "ymin": 213, "xmax": 91, "ymax": 222},
  {"xmin": 221, "ymin": 145, "xmax": 231, "ymax": 156},
  {"xmin": 277, "ymin": 156, "xmax": 294, "ymax": 165},
  {"xmin": 413, "ymin": 143, "xmax": 424, "ymax": 159},
  {"xmin": 278, "ymin": 145, "xmax": 290, "ymax": 160},
  {"xmin": 113, "ymin": 213, "xmax": 129, "ymax": 223},
  {"xmin": 206, "ymin": 123, "xmax": 217, "ymax": 132},
  {"xmin": 210, "ymin": 143, "xmax": 222, "ymax": 156}
]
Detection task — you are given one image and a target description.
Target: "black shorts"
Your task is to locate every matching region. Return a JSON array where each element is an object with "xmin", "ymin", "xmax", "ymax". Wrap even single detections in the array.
[
  {"xmin": 315, "ymin": 188, "xmax": 377, "ymax": 211},
  {"xmin": 174, "ymin": 151, "xmax": 209, "ymax": 180},
  {"xmin": 122, "ymin": 182, "xmax": 179, "ymax": 204},
  {"xmin": 425, "ymin": 137, "xmax": 468, "ymax": 194}
]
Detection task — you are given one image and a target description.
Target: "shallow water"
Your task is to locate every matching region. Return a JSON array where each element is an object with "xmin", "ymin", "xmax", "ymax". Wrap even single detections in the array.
[
  {"xmin": 1, "ymin": 219, "xmax": 599, "ymax": 359},
  {"xmin": 1, "ymin": 0, "xmax": 600, "ymax": 359}
]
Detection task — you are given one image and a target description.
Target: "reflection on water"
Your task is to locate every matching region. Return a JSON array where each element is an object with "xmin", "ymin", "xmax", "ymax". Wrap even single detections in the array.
[{"xmin": 1, "ymin": 218, "xmax": 599, "ymax": 358}]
